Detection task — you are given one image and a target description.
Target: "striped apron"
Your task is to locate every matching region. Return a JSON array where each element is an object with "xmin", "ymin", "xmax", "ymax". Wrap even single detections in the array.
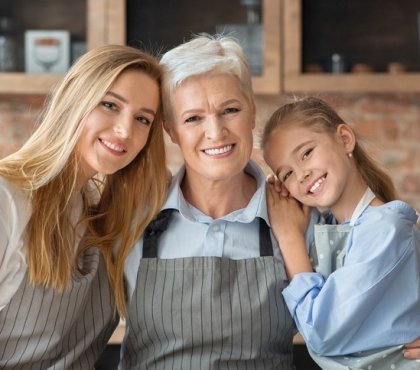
[
  {"xmin": 0, "ymin": 247, "xmax": 118, "ymax": 370},
  {"xmin": 121, "ymin": 210, "xmax": 295, "ymax": 369}
]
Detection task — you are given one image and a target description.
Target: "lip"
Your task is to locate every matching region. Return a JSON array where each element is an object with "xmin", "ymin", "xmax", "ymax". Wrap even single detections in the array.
[
  {"xmin": 201, "ymin": 143, "xmax": 235, "ymax": 157},
  {"xmin": 306, "ymin": 174, "xmax": 327, "ymax": 194},
  {"xmin": 99, "ymin": 138, "xmax": 127, "ymax": 156}
]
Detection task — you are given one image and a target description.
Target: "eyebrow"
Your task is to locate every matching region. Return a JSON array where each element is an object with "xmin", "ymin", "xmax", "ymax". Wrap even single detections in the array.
[
  {"xmin": 180, "ymin": 98, "xmax": 242, "ymax": 116},
  {"xmin": 105, "ymin": 91, "xmax": 156, "ymax": 116},
  {"xmin": 292, "ymin": 140, "xmax": 313, "ymax": 155},
  {"xmin": 106, "ymin": 91, "xmax": 127, "ymax": 103},
  {"xmin": 181, "ymin": 108, "xmax": 202, "ymax": 116},
  {"xmin": 221, "ymin": 98, "xmax": 241, "ymax": 106}
]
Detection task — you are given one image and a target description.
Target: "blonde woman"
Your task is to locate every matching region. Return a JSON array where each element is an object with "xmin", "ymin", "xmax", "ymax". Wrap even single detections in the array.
[{"xmin": 0, "ymin": 44, "xmax": 167, "ymax": 368}]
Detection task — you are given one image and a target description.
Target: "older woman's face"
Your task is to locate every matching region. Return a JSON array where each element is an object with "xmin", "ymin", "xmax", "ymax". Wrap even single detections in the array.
[{"xmin": 165, "ymin": 74, "xmax": 255, "ymax": 183}]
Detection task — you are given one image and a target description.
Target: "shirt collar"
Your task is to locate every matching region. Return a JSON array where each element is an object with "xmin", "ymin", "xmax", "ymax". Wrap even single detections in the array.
[{"xmin": 162, "ymin": 160, "xmax": 270, "ymax": 225}]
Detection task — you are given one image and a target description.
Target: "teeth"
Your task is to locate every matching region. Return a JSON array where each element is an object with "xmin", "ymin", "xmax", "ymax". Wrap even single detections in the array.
[
  {"xmin": 309, "ymin": 176, "xmax": 325, "ymax": 193},
  {"xmin": 204, "ymin": 145, "xmax": 232, "ymax": 156},
  {"xmin": 101, "ymin": 139, "xmax": 124, "ymax": 153}
]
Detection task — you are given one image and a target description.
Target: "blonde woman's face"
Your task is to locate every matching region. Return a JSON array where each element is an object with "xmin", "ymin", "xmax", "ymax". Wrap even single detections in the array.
[{"xmin": 76, "ymin": 69, "xmax": 159, "ymax": 186}]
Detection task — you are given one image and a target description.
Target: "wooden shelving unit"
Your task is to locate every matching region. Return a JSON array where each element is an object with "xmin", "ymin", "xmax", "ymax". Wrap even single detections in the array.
[
  {"xmin": 0, "ymin": 0, "xmax": 125, "ymax": 95},
  {"xmin": 283, "ymin": 0, "xmax": 420, "ymax": 93}
]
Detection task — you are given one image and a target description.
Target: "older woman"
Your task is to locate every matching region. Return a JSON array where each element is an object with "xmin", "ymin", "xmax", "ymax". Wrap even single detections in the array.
[{"xmin": 120, "ymin": 34, "xmax": 318, "ymax": 369}]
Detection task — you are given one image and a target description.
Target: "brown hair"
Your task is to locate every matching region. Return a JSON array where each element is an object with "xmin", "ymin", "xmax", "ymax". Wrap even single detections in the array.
[{"xmin": 261, "ymin": 97, "xmax": 397, "ymax": 202}]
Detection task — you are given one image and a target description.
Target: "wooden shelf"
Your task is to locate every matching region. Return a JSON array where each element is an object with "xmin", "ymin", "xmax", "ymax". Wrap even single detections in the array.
[
  {"xmin": 252, "ymin": 0, "xmax": 282, "ymax": 94},
  {"xmin": 283, "ymin": 0, "xmax": 420, "ymax": 93},
  {"xmin": 0, "ymin": 0, "xmax": 125, "ymax": 95}
]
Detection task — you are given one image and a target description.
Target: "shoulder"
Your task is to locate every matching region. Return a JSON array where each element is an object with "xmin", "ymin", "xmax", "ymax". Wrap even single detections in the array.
[
  {"xmin": 0, "ymin": 177, "xmax": 30, "ymax": 218},
  {"xmin": 349, "ymin": 200, "xmax": 418, "ymax": 259},
  {"xmin": 359, "ymin": 200, "xmax": 418, "ymax": 230},
  {"xmin": 0, "ymin": 177, "xmax": 29, "ymax": 311}
]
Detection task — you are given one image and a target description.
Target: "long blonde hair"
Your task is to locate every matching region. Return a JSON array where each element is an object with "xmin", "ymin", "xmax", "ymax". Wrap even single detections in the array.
[
  {"xmin": 261, "ymin": 97, "xmax": 396, "ymax": 203},
  {"xmin": 0, "ymin": 44, "xmax": 167, "ymax": 316}
]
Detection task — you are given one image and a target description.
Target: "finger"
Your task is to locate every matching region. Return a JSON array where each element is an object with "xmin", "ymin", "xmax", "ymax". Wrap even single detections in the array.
[
  {"xmin": 266, "ymin": 174, "xmax": 276, "ymax": 185},
  {"xmin": 405, "ymin": 338, "xmax": 420, "ymax": 349},
  {"xmin": 266, "ymin": 183, "xmax": 275, "ymax": 203},
  {"xmin": 280, "ymin": 183, "xmax": 290, "ymax": 197},
  {"xmin": 403, "ymin": 348, "xmax": 420, "ymax": 360},
  {"xmin": 274, "ymin": 179, "xmax": 283, "ymax": 193}
]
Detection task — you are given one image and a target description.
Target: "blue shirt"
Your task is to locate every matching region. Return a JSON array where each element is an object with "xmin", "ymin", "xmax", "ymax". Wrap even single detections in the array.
[
  {"xmin": 125, "ymin": 160, "xmax": 318, "ymax": 300},
  {"xmin": 282, "ymin": 201, "xmax": 420, "ymax": 356}
]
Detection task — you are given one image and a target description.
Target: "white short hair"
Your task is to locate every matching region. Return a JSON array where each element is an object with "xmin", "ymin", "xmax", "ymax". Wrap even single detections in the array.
[{"xmin": 160, "ymin": 33, "xmax": 254, "ymax": 121}]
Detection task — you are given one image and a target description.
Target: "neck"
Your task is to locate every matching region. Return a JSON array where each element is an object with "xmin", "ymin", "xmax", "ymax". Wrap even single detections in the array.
[
  {"xmin": 181, "ymin": 170, "xmax": 257, "ymax": 219},
  {"xmin": 330, "ymin": 172, "xmax": 369, "ymax": 223}
]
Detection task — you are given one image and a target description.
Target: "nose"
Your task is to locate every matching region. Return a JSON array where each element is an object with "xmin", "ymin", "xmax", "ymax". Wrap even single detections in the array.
[
  {"xmin": 204, "ymin": 115, "xmax": 227, "ymax": 140},
  {"xmin": 113, "ymin": 115, "xmax": 132, "ymax": 139},
  {"xmin": 297, "ymin": 167, "xmax": 311, "ymax": 183}
]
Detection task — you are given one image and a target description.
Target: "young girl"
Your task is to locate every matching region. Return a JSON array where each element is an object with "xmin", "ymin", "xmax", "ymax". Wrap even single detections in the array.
[
  {"xmin": 261, "ymin": 97, "xmax": 420, "ymax": 369},
  {"xmin": 0, "ymin": 44, "xmax": 167, "ymax": 368}
]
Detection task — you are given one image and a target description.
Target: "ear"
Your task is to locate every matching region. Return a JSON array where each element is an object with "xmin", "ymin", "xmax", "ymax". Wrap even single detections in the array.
[
  {"xmin": 337, "ymin": 123, "xmax": 356, "ymax": 153},
  {"xmin": 163, "ymin": 120, "xmax": 179, "ymax": 145}
]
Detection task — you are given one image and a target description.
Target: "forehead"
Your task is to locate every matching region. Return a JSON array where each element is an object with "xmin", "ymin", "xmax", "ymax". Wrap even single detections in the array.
[
  {"xmin": 171, "ymin": 74, "xmax": 248, "ymax": 109},
  {"xmin": 264, "ymin": 125, "xmax": 323, "ymax": 160}
]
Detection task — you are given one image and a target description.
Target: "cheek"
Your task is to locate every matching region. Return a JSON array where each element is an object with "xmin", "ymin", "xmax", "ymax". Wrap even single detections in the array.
[
  {"xmin": 133, "ymin": 128, "xmax": 152, "ymax": 153},
  {"xmin": 285, "ymin": 181, "xmax": 300, "ymax": 198}
]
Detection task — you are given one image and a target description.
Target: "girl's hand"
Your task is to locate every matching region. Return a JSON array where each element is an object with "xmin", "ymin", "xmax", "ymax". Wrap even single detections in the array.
[
  {"xmin": 266, "ymin": 174, "xmax": 289, "ymax": 197},
  {"xmin": 266, "ymin": 181, "xmax": 312, "ymax": 279},
  {"xmin": 404, "ymin": 338, "xmax": 420, "ymax": 360},
  {"xmin": 266, "ymin": 180, "xmax": 309, "ymax": 242}
]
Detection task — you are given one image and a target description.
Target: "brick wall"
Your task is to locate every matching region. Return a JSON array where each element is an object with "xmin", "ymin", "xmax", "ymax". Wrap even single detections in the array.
[{"xmin": 0, "ymin": 93, "xmax": 419, "ymax": 211}]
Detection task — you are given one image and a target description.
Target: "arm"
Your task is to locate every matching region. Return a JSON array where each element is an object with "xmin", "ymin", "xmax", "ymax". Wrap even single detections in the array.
[
  {"xmin": 266, "ymin": 182, "xmax": 312, "ymax": 279},
  {"xmin": 282, "ymin": 208, "xmax": 420, "ymax": 355},
  {"xmin": 0, "ymin": 181, "xmax": 28, "ymax": 311}
]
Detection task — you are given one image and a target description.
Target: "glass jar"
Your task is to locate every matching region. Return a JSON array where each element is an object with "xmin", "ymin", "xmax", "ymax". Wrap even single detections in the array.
[{"xmin": 0, "ymin": 16, "xmax": 17, "ymax": 72}]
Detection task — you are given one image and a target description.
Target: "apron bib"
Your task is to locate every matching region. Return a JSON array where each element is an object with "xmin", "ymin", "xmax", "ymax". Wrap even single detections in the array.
[
  {"xmin": 0, "ymin": 247, "xmax": 118, "ymax": 370},
  {"xmin": 311, "ymin": 187, "xmax": 376, "ymax": 279},
  {"xmin": 121, "ymin": 210, "xmax": 295, "ymax": 370},
  {"xmin": 308, "ymin": 188, "xmax": 418, "ymax": 369}
]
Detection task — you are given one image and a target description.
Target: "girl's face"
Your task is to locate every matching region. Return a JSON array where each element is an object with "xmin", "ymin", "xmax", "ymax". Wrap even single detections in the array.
[
  {"xmin": 165, "ymin": 73, "xmax": 256, "ymax": 185},
  {"xmin": 76, "ymin": 69, "xmax": 159, "ymax": 186},
  {"xmin": 264, "ymin": 123, "xmax": 358, "ymax": 214}
]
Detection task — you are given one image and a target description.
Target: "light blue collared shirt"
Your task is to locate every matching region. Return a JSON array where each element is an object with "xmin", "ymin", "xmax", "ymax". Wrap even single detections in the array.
[
  {"xmin": 125, "ymin": 160, "xmax": 318, "ymax": 300},
  {"xmin": 282, "ymin": 201, "xmax": 420, "ymax": 356}
]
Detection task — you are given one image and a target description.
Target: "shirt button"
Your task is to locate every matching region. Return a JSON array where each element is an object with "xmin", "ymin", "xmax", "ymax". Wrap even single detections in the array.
[{"xmin": 212, "ymin": 225, "xmax": 220, "ymax": 232}]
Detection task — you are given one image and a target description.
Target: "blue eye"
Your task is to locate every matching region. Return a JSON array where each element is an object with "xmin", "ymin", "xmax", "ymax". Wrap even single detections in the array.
[
  {"xmin": 136, "ymin": 116, "xmax": 152, "ymax": 125},
  {"xmin": 102, "ymin": 101, "xmax": 116, "ymax": 110},
  {"xmin": 223, "ymin": 107, "xmax": 240, "ymax": 114},
  {"xmin": 185, "ymin": 115, "xmax": 201, "ymax": 123}
]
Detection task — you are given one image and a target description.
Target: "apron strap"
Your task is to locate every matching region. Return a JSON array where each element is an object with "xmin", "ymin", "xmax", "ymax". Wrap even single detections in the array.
[
  {"xmin": 142, "ymin": 209, "xmax": 174, "ymax": 258},
  {"xmin": 259, "ymin": 218, "xmax": 274, "ymax": 257},
  {"xmin": 349, "ymin": 187, "xmax": 376, "ymax": 226},
  {"xmin": 142, "ymin": 211, "xmax": 274, "ymax": 258}
]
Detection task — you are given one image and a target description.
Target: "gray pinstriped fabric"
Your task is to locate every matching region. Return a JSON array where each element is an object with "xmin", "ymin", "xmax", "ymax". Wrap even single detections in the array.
[
  {"xmin": 0, "ymin": 248, "xmax": 118, "ymax": 369},
  {"xmin": 121, "ymin": 214, "xmax": 295, "ymax": 369}
]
